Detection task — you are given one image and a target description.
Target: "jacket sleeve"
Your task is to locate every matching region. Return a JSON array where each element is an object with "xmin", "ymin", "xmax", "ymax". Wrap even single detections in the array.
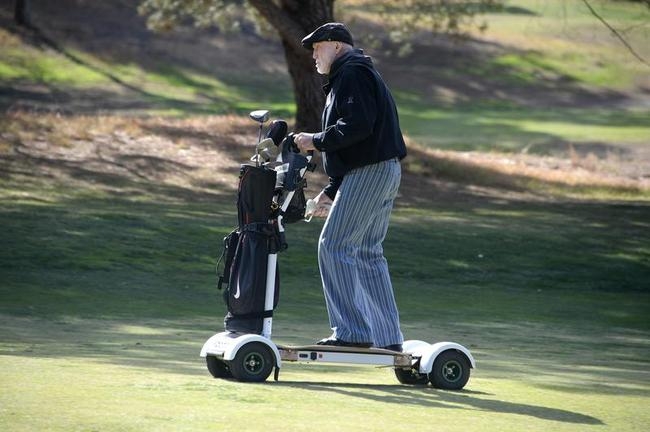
[
  {"xmin": 313, "ymin": 67, "xmax": 377, "ymax": 152},
  {"xmin": 322, "ymin": 176, "xmax": 342, "ymax": 200}
]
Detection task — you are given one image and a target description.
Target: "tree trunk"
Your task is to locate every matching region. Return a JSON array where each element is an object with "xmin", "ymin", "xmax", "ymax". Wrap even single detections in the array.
[
  {"xmin": 14, "ymin": 0, "xmax": 33, "ymax": 28},
  {"xmin": 250, "ymin": 0, "xmax": 334, "ymax": 131},
  {"xmin": 281, "ymin": 38, "xmax": 326, "ymax": 131}
]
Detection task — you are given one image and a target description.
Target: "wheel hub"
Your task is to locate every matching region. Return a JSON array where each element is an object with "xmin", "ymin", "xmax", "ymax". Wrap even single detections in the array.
[
  {"xmin": 442, "ymin": 360, "xmax": 462, "ymax": 382},
  {"xmin": 244, "ymin": 353, "xmax": 264, "ymax": 374}
]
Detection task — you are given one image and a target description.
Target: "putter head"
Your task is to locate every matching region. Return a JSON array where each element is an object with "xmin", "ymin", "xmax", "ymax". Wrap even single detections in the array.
[{"xmin": 249, "ymin": 110, "xmax": 270, "ymax": 124}]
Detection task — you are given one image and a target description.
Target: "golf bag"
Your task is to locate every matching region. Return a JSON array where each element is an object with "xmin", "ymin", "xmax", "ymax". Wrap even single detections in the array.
[
  {"xmin": 216, "ymin": 123, "xmax": 313, "ymax": 335},
  {"xmin": 221, "ymin": 164, "xmax": 281, "ymax": 334}
]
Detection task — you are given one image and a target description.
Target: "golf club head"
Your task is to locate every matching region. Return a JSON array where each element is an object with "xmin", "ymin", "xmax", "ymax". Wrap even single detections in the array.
[
  {"xmin": 260, "ymin": 147, "xmax": 278, "ymax": 161},
  {"xmin": 281, "ymin": 132, "xmax": 300, "ymax": 155},
  {"xmin": 255, "ymin": 137, "xmax": 277, "ymax": 163},
  {"xmin": 249, "ymin": 110, "xmax": 270, "ymax": 124},
  {"xmin": 256, "ymin": 137, "xmax": 275, "ymax": 152},
  {"xmin": 265, "ymin": 120, "xmax": 288, "ymax": 147}
]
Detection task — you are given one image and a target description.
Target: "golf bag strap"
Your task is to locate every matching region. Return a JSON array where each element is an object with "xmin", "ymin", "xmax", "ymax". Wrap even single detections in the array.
[
  {"xmin": 231, "ymin": 310, "xmax": 274, "ymax": 320},
  {"xmin": 241, "ymin": 222, "xmax": 282, "ymax": 254},
  {"xmin": 241, "ymin": 222, "xmax": 273, "ymax": 234},
  {"xmin": 216, "ymin": 228, "xmax": 239, "ymax": 291},
  {"xmin": 217, "ymin": 275, "xmax": 227, "ymax": 291}
]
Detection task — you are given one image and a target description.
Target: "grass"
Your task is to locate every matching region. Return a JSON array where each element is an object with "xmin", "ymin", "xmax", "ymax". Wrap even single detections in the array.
[
  {"xmin": 1, "ymin": 1, "xmax": 650, "ymax": 430},
  {"xmin": 395, "ymin": 100, "xmax": 650, "ymax": 154},
  {"xmin": 0, "ymin": 26, "xmax": 295, "ymax": 117},
  {"xmin": 1, "ymin": 119, "xmax": 649, "ymax": 430},
  {"xmin": 2, "ymin": 316, "xmax": 647, "ymax": 431},
  {"xmin": 476, "ymin": 0, "xmax": 650, "ymax": 87},
  {"xmin": 0, "ymin": 47, "xmax": 108, "ymax": 85},
  {"xmin": 486, "ymin": 50, "xmax": 637, "ymax": 88}
]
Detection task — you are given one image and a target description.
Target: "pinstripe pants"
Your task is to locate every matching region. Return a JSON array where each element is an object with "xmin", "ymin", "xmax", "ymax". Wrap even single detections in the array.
[{"xmin": 318, "ymin": 157, "xmax": 403, "ymax": 347}]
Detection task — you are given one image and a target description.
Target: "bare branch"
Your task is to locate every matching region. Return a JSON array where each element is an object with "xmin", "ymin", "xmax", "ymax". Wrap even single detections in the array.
[{"xmin": 581, "ymin": 0, "xmax": 650, "ymax": 67}]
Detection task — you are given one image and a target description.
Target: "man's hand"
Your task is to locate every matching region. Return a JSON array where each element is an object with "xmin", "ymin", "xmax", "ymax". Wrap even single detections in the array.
[
  {"xmin": 312, "ymin": 191, "xmax": 332, "ymax": 218},
  {"xmin": 295, "ymin": 132, "xmax": 316, "ymax": 153}
]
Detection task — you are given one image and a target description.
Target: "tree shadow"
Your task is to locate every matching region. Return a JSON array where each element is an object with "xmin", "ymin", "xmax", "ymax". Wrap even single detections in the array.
[
  {"xmin": 273, "ymin": 380, "xmax": 603, "ymax": 425},
  {"xmin": 376, "ymin": 31, "xmax": 632, "ymax": 111},
  {"xmin": 5, "ymin": 141, "xmax": 228, "ymax": 203},
  {"xmin": 0, "ymin": 312, "xmax": 636, "ymax": 428},
  {"xmin": 0, "ymin": 314, "xmax": 213, "ymax": 377}
]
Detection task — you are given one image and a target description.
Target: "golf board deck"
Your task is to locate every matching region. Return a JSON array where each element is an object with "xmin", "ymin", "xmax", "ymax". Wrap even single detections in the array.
[{"xmin": 276, "ymin": 344, "xmax": 413, "ymax": 367}]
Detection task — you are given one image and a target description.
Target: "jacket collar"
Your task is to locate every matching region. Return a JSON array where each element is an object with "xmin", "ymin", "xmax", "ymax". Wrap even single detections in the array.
[{"xmin": 322, "ymin": 48, "xmax": 365, "ymax": 93}]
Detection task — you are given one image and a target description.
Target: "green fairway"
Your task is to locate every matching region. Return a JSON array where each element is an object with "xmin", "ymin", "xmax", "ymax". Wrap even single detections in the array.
[
  {"xmin": 1, "ymin": 164, "xmax": 649, "ymax": 431},
  {"xmin": 1, "ymin": 313, "xmax": 648, "ymax": 432}
]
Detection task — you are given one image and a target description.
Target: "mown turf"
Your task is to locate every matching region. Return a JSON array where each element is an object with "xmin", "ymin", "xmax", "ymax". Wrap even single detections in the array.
[
  {"xmin": 1, "ymin": 1, "xmax": 649, "ymax": 430},
  {"xmin": 1, "ymin": 174, "xmax": 649, "ymax": 430},
  {"xmin": 0, "ymin": 109, "xmax": 648, "ymax": 430}
]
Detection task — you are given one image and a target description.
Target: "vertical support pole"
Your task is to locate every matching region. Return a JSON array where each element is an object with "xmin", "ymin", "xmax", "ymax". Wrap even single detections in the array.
[{"xmin": 262, "ymin": 252, "xmax": 277, "ymax": 339}]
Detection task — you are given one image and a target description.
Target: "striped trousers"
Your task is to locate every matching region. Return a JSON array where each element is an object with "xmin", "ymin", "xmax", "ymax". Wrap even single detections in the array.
[{"xmin": 318, "ymin": 157, "xmax": 403, "ymax": 347}]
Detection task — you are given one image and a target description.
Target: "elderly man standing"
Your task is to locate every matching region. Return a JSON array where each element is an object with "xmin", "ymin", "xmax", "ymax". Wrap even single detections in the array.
[{"xmin": 294, "ymin": 22, "xmax": 407, "ymax": 352}]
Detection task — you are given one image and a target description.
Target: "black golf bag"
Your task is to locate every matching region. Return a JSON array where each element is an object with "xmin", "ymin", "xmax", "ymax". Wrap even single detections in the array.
[
  {"xmin": 221, "ymin": 164, "xmax": 281, "ymax": 334},
  {"xmin": 217, "ymin": 123, "xmax": 312, "ymax": 335}
]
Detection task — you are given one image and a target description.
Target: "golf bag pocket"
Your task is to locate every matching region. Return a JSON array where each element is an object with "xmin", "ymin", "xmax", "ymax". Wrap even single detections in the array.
[
  {"xmin": 237, "ymin": 164, "xmax": 277, "ymax": 226},
  {"xmin": 282, "ymin": 188, "xmax": 306, "ymax": 223},
  {"xmin": 216, "ymin": 229, "xmax": 239, "ymax": 291},
  {"xmin": 224, "ymin": 223, "xmax": 279, "ymax": 334}
]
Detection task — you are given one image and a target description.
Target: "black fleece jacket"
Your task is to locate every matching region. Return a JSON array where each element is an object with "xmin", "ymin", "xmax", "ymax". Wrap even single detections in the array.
[{"xmin": 312, "ymin": 49, "xmax": 407, "ymax": 200}]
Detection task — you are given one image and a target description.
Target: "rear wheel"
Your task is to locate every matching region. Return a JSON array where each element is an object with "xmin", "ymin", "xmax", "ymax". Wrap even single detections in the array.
[
  {"xmin": 429, "ymin": 350, "xmax": 470, "ymax": 390},
  {"xmin": 206, "ymin": 356, "xmax": 232, "ymax": 379},
  {"xmin": 229, "ymin": 342, "xmax": 274, "ymax": 383},
  {"xmin": 394, "ymin": 367, "xmax": 429, "ymax": 385}
]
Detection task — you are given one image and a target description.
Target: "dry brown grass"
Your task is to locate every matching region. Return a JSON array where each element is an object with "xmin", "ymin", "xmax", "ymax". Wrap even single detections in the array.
[
  {"xmin": 1, "ymin": 111, "xmax": 648, "ymax": 204},
  {"xmin": 399, "ymin": 136, "xmax": 649, "ymax": 202}
]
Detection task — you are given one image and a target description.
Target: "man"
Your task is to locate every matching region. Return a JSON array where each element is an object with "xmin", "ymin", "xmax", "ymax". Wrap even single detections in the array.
[{"xmin": 294, "ymin": 22, "xmax": 407, "ymax": 352}]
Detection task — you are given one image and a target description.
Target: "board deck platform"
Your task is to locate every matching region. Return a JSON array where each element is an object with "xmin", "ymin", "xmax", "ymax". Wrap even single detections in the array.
[{"xmin": 276, "ymin": 344, "xmax": 409, "ymax": 356}]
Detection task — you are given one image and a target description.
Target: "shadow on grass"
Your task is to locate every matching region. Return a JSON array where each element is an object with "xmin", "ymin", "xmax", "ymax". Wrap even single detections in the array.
[
  {"xmin": 0, "ymin": 2, "xmax": 293, "ymax": 116},
  {"xmin": 3, "ymin": 139, "xmax": 231, "ymax": 204},
  {"xmin": 273, "ymin": 380, "xmax": 603, "ymax": 425},
  {"xmin": 0, "ymin": 315, "xmax": 214, "ymax": 377},
  {"xmin": 4, "ymin": 312, "xmax": 646, "ymax": 429},
  {"xmin": 2, "ymin": 0, "xmax": 643, "ymax": 118},
  {"xmin": 1, "ymin": 112, "xmax": 649, "ymax": 320}
]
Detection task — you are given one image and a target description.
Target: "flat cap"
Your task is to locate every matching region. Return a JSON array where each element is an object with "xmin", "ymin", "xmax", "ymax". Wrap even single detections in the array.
[{"xmin": 301, "ymin": 22, "xmax": 354, "ymax": 50}]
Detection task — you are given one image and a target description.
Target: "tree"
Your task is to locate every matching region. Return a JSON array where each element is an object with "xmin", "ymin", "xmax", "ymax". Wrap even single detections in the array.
[
  {"xmin": 14, "ymin": 0, "xmax": 33, "ymax": 28},
  {"xmin": 138, "ymin": 0, "xmax": 502, "ymax": 130}
]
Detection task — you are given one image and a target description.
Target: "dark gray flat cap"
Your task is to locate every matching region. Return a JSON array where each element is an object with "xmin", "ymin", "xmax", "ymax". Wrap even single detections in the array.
[{"xmin": 301, "ymin": 22, "xmax": 354, "ymax": 50}]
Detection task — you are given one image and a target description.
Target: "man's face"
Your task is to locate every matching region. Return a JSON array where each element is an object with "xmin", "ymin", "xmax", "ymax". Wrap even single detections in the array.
[{"xmin": 312, "ymin": 41, "xmax": 339, "ymax": 75}]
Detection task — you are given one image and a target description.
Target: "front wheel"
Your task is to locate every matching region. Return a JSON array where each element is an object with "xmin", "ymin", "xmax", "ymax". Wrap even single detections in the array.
[
  {"xmin": 229, "ymin": 342, "xmax": 274, "ymax": 383},
  {"xmin": 206, "ymin": 356, "xmax": 232, "ymax": 379},
  {"xmin": 394, "ymin": 367, "xmax": 429, "ymax": 385},
  {"xmin": 429, "ymin": 350, "xmax": 470, "ymax": 390}
]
